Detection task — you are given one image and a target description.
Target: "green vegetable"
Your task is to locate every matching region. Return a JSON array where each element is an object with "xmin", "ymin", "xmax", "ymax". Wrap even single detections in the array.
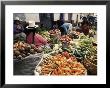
[
  {"xmin": 43, "ymin": 46, "xmax": 53, "ymax": 54},
  {"xmin": 62, "ymin": 48, "xmax": 72, "ymax": 53},
  {"xmin": 73, "ymin": 38, "xmax": 97, "ymax": 61}
]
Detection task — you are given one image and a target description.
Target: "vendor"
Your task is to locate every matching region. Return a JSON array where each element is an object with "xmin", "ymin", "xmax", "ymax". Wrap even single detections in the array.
[
  {"xmin": 13, "ymin": 17, "xmax": 26, "ymax": 41},
  {"xmin": 26, "ymin": 21, "xmax": 47, "ymax": 47},
  {"xmin": 81, "ymin": 19, "xmax": 90, "ymax": 35},
  {"xmin": 57, "ymin": 20, "xmax": 73, "ymax": 35}
]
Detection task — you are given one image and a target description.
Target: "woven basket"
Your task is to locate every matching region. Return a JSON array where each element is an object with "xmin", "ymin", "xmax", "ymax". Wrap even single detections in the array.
[
  {"xmin": 83, "ymin": 58, "xmax": 97, "ymax": 75},
  {"xmin": 14, "ymin": 53, "xmax": 43, "ymax": 75}
]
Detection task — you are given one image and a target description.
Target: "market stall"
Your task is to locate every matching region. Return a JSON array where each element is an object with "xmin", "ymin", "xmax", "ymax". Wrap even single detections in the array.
[{"xmin": 13, "ymin": 13, "xmax": 97, "ymax": 75}]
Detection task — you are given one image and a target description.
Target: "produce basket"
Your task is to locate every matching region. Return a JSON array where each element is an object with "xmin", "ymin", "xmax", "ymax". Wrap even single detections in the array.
[
  {"xmin": 83, "ymin": 58, "xmax": 97, "ymax": 75},
  {"xmin": 14, "ymin": 52, "xmax": 43, "ymax": 75}
]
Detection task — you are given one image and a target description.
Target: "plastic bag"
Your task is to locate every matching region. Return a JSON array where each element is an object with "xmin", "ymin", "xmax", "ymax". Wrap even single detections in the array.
[{"xmin": 14, "ymin": 53, "xmax": 43, "ymax": 75}]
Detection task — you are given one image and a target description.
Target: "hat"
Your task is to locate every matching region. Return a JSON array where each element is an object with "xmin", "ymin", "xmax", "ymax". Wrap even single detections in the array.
[
  {"xmin": 26, "ymin": 21, "xmax": 39, "ymax": 29},
  {"xmin": 15, "ymin": 17, "xmax": 20, "ymax": 21}
]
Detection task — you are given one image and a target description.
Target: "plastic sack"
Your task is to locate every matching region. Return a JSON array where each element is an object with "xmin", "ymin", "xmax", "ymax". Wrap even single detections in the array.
[{"xmin": 14, "ymin": 53, "xmax": 43, "ymax": 75}]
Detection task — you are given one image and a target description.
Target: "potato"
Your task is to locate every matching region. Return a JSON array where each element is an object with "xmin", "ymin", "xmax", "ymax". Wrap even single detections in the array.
[
  {"xmin": 22, "ymin": 54, "xmax": 26, "ymax": 57},
  {"xmin": 14, "ymin": 50, "xmax": 20, "ymax": 56},
  {"xmin": 27, "ymin": 53, "xmax": 31, "ymax": 56},
  {"xmin": 13, "ymin": 48, "xmax": 17, "ymax": 51},
  {"xmin": 19, "ymin": 47, "xmax": 25, "ymax": 52},
  {"xmin": 17, "ymin": 55, "xmax": 22, "ymax": 59},
  {"xmin": 31, "ymin": 44, "xmax": 36, "ymax": 49},
  {"xmin": 36, "ymin": 47, "xmax": 43, "ymax": 53},
  {"xmin": 24, "ymin": 47, "xmax": 30, "ymax": 52},
  {"xmin": 30, "ymin": 49, "xmax": 35, "ymax": 54},
  {"xmin": 13, "ymin": 56, "xmax": 17, "ymax": 59}
]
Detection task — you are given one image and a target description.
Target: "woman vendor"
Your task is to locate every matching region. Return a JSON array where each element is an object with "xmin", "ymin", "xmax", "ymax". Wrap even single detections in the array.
[
  {"xmin": 26, "ymin": 21, "xmax": 48, "ymax": 47},
  {"xmin": 27, "ymin": 32, "xmax": 48, "ymax": 47},
  {"xmin": 81, "ymin": 18, "xmax": 90, "ymax": 35},
  {"xmin": 14, "ymin": 17, "xmax": 26, "ymax": 42}
]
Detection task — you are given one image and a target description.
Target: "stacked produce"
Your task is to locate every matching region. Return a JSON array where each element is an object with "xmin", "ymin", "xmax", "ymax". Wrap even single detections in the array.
[
  {"xmin": 14, "ymin": 27, "xmax": 97, "ymax": 75},
  {"xmin": 39, "ymin": 31, "xmax": 51, "ymax": 42},
  {"xmin": 42, "ymin": 46, "xmax": 53, "ymax": 54},
  {"xmin": 73, "ymin": 38, "xmax": 96, "ymax": 59},
  {"xmin": 73, "ymin": 37, "xmax": 97, "ymax": 75},
  {"xmin": 60, "ymin": 35, "xmax": 72, "ymax": 44},
  {"xmin": 49, "ymin": 29, "xmax": 60, "ymax": 35},
  {"xmin": 13, "ymin": 41, "xmax": 42, "ymax": 59},
  {"xmin": 68, "ymin": 31, "xmax": 80, "ymax": 39},
  {"xmin": 36, "ymin": 51, "xmax": 87, "ymax": 75},
  {"xmin": 49, "ymin": 29, "xmax": 61, "ymax": 44}
]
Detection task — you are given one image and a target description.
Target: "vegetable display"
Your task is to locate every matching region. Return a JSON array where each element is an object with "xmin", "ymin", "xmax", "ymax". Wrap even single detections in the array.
[
  {"xmin": 72, "ymin": 37, "xmax": 97, "ymax": 75},
  {"xmin": 60, "ymin": 35, "xmax": 72, "ymax": 44},
  {"xmin": 42, "ymin": 46, "xmax": 53, "ymax": 54},
  {"xmin": 14, "ymin": 27, "xmax": 97, "ymax": 75},
  {"xmin": 13, "ymin": 41, "xmax": 42, "ymax": 59},
  {"xmin": 68, "ymin": 31, "xmax": 79, "ymax": 39},
  {"xmin": 40, "ymin": 31, "xmax": 51, "ymax": 42},
  {"xmin": 49, "ymin": 29, "xmax": 61, "ymax": 44},
  {"xmin": 36, "ymin": 52, "xmax": 87, "ymax": 75},
  {"xmin": 73, "ymin": 38, "xmax": 97, "ymax": 61}
]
